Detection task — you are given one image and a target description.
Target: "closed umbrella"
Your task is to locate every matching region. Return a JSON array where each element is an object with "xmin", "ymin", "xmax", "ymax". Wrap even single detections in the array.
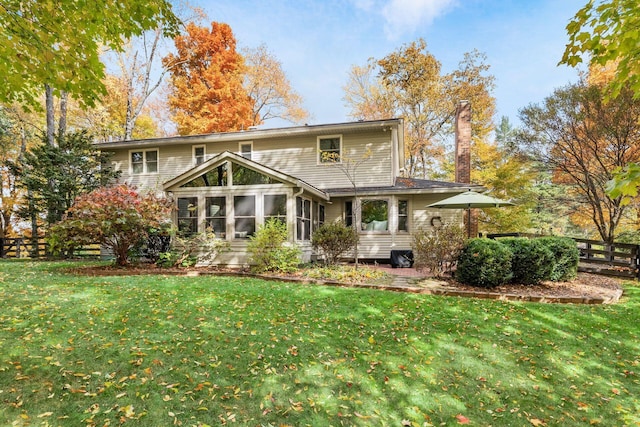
[{"xmin": 427, "ymin": 190, "xmax": 514, "ymax": 237}]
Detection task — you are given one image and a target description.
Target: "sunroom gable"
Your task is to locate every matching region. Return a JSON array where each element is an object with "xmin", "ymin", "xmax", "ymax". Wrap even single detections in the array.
[{"xmin": 163, "ymin": 151, "xmax": 330, "ymax": 200}]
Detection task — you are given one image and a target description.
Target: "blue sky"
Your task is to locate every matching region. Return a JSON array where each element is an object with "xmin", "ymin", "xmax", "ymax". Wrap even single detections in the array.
[{"xmin": 197, "ymin": 0, "xmax": 586, "ymax": 128}]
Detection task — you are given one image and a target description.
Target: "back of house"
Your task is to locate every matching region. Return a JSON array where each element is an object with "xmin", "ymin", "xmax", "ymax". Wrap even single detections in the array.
[{"xmin": 96, "ymin": 118, "xmax": 479, "ymax": 266}]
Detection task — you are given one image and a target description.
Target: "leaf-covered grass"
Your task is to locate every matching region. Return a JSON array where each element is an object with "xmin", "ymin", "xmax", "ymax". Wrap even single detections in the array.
[{"xmin": 0, "ymin": 260, "xmax": 639, "ymax": 426}]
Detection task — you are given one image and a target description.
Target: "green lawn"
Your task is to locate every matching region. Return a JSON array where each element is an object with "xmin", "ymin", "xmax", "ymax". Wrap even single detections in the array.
[{"xmin": 0, "ymin": 260, "xmax": 638, "ymax": 426}]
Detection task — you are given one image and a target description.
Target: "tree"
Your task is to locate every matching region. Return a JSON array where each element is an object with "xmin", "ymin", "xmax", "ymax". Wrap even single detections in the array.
[
  {"xmin": 72, "ymin": 74, "xmax": 159, "ymax": 142},
  {"xmin": 243, "ymin": 44, "xmax": 310, "ymax": 126},
  {"xmin": 343, "ymin": 40, "xmax": 495, "ymax": 179},
  {"xmin": 471, "ymin": 131, "xmax": 537, "ymax": 234},
  {"xmin": 518, "ymin": 80, "xmax": 640, "ymax": 242},
  {"xmin": 10, "ymin": 131, "xmax": 120, "ymax": 231},
  {"xmin": 0, "ymin": 0, "xmax": 179, "ymax": 112},
  {"xmin": 49, "ymin": 184, "xmax": 172, "ymax": 266},
  {"xmin": 561, "ymin": 0, "xmax": 640, "ymax": 99},
  {"xmin": 164, "ymin": 22, "xmax": 253, "ymax": 135}
]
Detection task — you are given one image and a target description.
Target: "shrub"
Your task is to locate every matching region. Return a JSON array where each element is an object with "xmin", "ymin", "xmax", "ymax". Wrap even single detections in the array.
[
  {"xmin": 500, "ymin": 237, "xmax": 554, "ymax": 285},
  {"xmin": 247, "ymin": 219, "xmax": 301, "ymax": 274},
  {"xmin": 157, "ymin": 229, "xmax": 230, "ymax": 268},
  {"xmin": 48, "ymin": 184, "xmax": 172, "ymax": 266},
  {"xmin": 412, "ymin": 222, "xmax": 466, "ymax": 277},
  {"xmin": 456, "ymin": 238, "xmax": 513, "ymax": 288},
  {"xmin": 311, "ymin": 220, "xmax": 358, "ymax": 265},
  {"xmin": 537, "ymin": 236, "xmax": 579, "ymax": 281}
]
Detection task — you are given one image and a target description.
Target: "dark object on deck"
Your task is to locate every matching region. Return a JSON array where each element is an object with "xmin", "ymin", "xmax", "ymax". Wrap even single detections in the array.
[{"xmin": 390, "ymin": 250, "xmax": 414, "ymax": 268}]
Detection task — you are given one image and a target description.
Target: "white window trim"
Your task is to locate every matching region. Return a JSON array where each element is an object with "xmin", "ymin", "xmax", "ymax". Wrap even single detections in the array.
[
  {"xmin": 239, "ymin": 141, "xmax": 253, "ymax": 159},
  {"xmin": 129, "ymin": 148, "xmax": 159, "ymax": 175},
  {"xmin": 317, "ymin": 134, "xmax": 342, "ymax": 164},
  {"xmin": 193, "ymin": 145, "xmax": 206, "ymax": 165}
]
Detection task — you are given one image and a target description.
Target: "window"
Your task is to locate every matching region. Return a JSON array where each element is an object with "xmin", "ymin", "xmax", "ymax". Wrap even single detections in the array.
[
  {"xmin": 234, "ymin": 195, "xmax": 255, "ymax": 239},
  {"xmin": 180, "ymin": 164, "xmax": 228, "ymax": 187},
  {"xmin": 361, "ymin": 199, "xmax": 389, "ymax": 231},
  {"xmin": 232, "ymin": 163, "xmax": 277, "ymax": 185},
  {"xmin": 206, "ymin": 197, "xmax": 226, "ymax": 238},
  {"xmin": 193, "ymin": 145, "xmax": 206, "ymax": 165},
  {"xmin": 177, "ymin": 197, "xmax": 198, "ymax": 235},
  {"xmin": 398, "ymin": 200, "xmax": 409, "ymax": 232},
  {"xmin": 264, "ymin": 194, "xmax": 287, "ymax": 223},
  {"xmin": 131, "ymin": 149, "xmax": 158, "ymax": 174},
  {"xmin": 318, "ymin": 136, "xmax": 341, "ymax": 163},
  {"xmin": 239, "ymin": 142, "xmax": 252, "ymax": 160},
  {"xmin": 313, "ymin": 201, "xmax": 325, "ymax": 231},
  {"xmin": 296, "ymin": 197, "xmax": 311, "ymax": 240},
  {"xmin": 345, "ymin": 200, "xmax": 354, "ymax": 227}
]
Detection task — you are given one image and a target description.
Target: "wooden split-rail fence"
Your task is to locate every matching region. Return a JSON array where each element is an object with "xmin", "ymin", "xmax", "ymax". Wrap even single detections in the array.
[
  {"xmin": 487, "ymin": 233, "xmax": 640, "ymax": 279},
  {"xmin": 0, "ymin": 237, "xmax": 101, "ymax": 259}
]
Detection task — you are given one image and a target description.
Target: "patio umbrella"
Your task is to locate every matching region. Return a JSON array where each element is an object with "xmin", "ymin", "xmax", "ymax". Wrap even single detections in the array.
[{"xmin": 427, "ymin": 190, "xmax": 514, "ymax": 237}]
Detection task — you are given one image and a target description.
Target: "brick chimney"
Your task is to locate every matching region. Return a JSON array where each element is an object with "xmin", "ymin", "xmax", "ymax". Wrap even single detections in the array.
[
  {"xmin": 455, "ymin": 100, "xmax": 471, "ymax": 183},
  {"xmin": 454, "ymin": 100, "xmax": 477, "ymax": 237}
]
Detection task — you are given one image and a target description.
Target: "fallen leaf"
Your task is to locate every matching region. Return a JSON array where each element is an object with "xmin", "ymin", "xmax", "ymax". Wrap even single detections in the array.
[{"xmin": 456, "ymin": 414, "xmax": 470, "ymax": 424}]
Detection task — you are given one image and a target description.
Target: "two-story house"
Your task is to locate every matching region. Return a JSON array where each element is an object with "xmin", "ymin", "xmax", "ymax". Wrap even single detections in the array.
[{"xmin": 97, "ymin": 116, "xmax": 481, "ymax": 266}]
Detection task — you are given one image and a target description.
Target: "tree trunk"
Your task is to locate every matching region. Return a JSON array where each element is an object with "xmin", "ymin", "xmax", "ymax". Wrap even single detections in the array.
[
  {"xmin": 45, "ymin": 84, "xmax": 55, "ymax": 147},
  {"xmin": 58, "ymin": 91, "xmax": 68, "ymax": 138}
]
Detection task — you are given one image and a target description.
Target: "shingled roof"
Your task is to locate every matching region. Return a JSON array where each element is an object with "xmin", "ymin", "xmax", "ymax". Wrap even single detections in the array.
[{"xmin": 325, "ymin": 177, "xmax": 484, "ymax": 197}]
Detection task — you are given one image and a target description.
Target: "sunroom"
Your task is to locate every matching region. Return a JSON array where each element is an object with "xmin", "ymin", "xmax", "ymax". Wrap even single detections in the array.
[{"xmin": 163, "ymin": 151, "xmax": 330, "ymax": 265}]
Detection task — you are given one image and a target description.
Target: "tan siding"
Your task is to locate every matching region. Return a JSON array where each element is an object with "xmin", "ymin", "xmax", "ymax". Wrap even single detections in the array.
[{"xmin": 107, "ymin": 128, "xmax": 394, "ymax": 191}]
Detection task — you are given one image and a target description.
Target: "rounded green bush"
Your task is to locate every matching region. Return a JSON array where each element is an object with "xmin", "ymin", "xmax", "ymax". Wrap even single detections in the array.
[
  {"xmin": 500, "ymin": 237, "xmax": 554, "ymax": 285},
  {"xmin": 537, "ymin": 236, "xmax": 579, "ymax": 281},
  {"xmin": 456, "ymin": 238, "xmax": 513, "ymax": 288}
]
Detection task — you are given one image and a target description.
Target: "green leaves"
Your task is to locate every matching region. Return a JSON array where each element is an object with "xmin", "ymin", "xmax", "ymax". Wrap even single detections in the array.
[
  {"xmin": 561, "ymin": 0, "xmax": 640, "ymax": 99},
  {"xmin": 0, "ymin": 0, "xmax": 179, "ymax": 110}
]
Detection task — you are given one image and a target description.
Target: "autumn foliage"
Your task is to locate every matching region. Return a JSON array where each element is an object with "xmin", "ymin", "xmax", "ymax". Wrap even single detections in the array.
[
  {"xmin": 164, "ymin": 22, "xmax": 253, "ymax": 135},
  {"xmin": 48, "ymin": 184, "xmax": 172, "ymax": 265}
]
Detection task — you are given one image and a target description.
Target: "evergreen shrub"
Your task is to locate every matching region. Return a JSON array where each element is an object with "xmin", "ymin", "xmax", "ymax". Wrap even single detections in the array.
[
  {"xmin": 500, "ymin": 237, "xmax": 554, "ymax": 285},
  {"xmin": 456, "ymin": 238, "xmax": 513, "ymax": 288},
  {"xmin": 537, "ymin": 236, "xmax": 580, "ymax": 281}
]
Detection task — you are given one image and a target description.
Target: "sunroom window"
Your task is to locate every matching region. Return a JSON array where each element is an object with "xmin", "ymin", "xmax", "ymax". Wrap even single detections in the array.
[
  {"xmin": 264, "ymin": 194, "xmax": 287, "ymax": 224},
  {"xmin": 177, "ymin": 197, "xmax": 198, "ymax": 236},
  {"xmin": 206, "ymin": 197, "xmax": 226, "ymax": 238},
  {"xmin": 296, "ymin": 197, "xmax": 311, "ymax": 240},
  {"xmin": 234, "ymin": 195, "xmax": 255, "ymax": 239}
]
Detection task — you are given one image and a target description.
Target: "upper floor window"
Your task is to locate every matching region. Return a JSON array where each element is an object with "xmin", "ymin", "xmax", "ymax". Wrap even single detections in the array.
[
  {"xmin": 193, "ymin": 145, "xmax": 206, "ymax": 165},
  {"xmin": 130, "ymin": 149, "xmax": 158, "ymax": 174},
  {"xmin": 318, "ymin": 136, "xmax": 341, "ymax": 163},
  {"xmin": 240, "ymin": 142, "xmax": 253, "ymax": 160}
]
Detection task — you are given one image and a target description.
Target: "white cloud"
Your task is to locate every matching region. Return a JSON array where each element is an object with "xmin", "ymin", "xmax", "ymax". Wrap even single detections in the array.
[{"xmin": 379, "ymin": 0, "xmax": 458, "ymax": 38}]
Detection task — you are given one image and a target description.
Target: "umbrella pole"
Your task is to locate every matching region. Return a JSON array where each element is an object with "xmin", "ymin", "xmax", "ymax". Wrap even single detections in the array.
[{"xmin": 467, "ymin": 207, "xmax": 471, "ymax": 238}]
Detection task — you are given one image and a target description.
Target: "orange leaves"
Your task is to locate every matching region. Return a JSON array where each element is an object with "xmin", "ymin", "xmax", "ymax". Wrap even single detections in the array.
[{"xmin": 164, "ymin": 22, "xmax": 253, "ymax": 135}]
